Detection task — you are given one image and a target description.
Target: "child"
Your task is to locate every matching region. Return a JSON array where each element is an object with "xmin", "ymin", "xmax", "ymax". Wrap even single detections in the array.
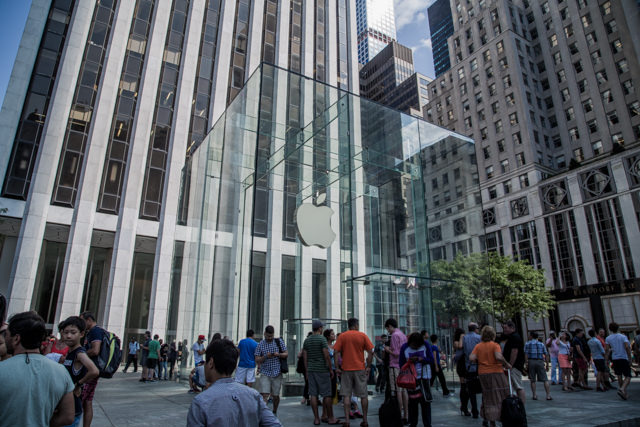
[{"xmin": 59, "ymin": 316, "xmax": 99, "ymax": 427}]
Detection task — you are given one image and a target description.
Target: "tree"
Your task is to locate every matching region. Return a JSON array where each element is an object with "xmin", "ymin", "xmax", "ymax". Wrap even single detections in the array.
[{"xmin": 430, "ymin": 252, "xmax": 555, "ymax": 324}]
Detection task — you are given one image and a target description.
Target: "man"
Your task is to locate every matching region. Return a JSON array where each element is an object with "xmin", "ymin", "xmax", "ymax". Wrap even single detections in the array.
[
  {"xmin": 124, "ymin": 336, "xmax": 139, "ymax": 373},
  {"xmin": 429, "ymin": 334, "xmax": 450, "ymax": 396},
  {"xmin": 303, "ymin": 320, "xmax": 338, "ymax": 425},
  {"xmin": 545, "ymin": 331, "xmax": 559, "ymax": 385},
  {"xmin": 79, "ymin": 311, "xmax": 103, "ymax": 427},
  {"xmin": 571, "ymin": 329, "xmax": 590, "ymax": 389},
  {"xmin": 587, "ymin": 329, "xmax": 607, "ymax": 392},
  {"xmin": 524, "ymin": 331, "xmax": 551, "ymax": 400},
  {"xmin": 255, "ymin": 325, "xmax": 288, "ymax": 415},
  {"xmin": 374, "ymin": 334, "xmax": 387, "ymax": 393},
  {"xmin": 502, "ymin": 320, "xmax": 526, "ymax": 405},
  {"xmin": 384, "ymin": 318, "xmax": 408, "ymax": 424},
  {"xmin": 187, "ymin": 338, "xmax": 281, "ymax": 426},
  {"xmin": 146, "ymin": 334, "xmax": 161, "ymax": 381},
  {"xmin": 462, "ymin": 322, "xmax": 481, "ymax": 417},
  {"xmin": 236, "ymin": 329, "xmax": 258, "ymax": 387},
  {"xmin": 0, "ymin": 311, "xmax": 75, "ymax": 426},
  {"xmin": 605, "ymin": 322, "xmax": 632, "ymax": 400},
  {"xmin": 189, "ymin": 334, "xmax": 207, "ymax": 392},
  {"xmin": 139, "ymin": 331, "xmax": 151, "ymax": 382},
  {"xmin": 334, "ymin": 317, "xmax": 374, "ymax": 427}
]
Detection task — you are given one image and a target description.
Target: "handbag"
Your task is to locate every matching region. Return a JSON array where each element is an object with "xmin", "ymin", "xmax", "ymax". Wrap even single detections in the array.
[
  {"xmin": 296, "ymin": 354, "xmax": 305, "ymax": 374},
  {"xmin": 396, "ymin": 361, "xmax": 417, "ymax": 389},
  {"xmin": 276, "ymin": 338, "xmax": 289, "ymax": 374}
]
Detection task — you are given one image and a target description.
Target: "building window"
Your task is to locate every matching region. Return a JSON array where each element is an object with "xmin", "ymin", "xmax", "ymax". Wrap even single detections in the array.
[
  {"xmin": 607, "ymin": 111, "xmax": 619, "ymax": 126},
  {"xmin": 486, "ymin": 165, "xmax": 494, "ymax": 179},
  {"xmin": 519, "ymin": 174, "xmax": 530, "ymax": 188},
  {"xmin": 497, "ymin": 41, "xmax": 504, "ymax": 53},
  {"xmin": 592, "ymin": 140, "xmax": 603, "ymax": 155},
  {"xmin": 488, "ymin": 186, "xmax": 497, "ymax": 199},
  {"xmin": 565, "ymin": 107, "xmax": 575, "ymax": 121},
  {"xmin": 513, "ymin": 132, "xmax": 522, "ymax": 145},
  {"xmin": 516, "ymin": 152, "xmax": 526, "ymax": 167},
  {"xmin": 549, "ymin": 34, "xmax": 558, "ymax": 48},
  {"xmin": 611, "ymin": 39, "xmax": 623, "ymax": 54},
  {"xmin": 622, "ymin": 80, "xmax": 634, "ymax": 95},
  {"xmin": 629, "ymin": 101, "xmax": 640, "ymax": 117},
  {"xmin": 511, "ymin": 197, "xmax": 529, "ymax": 218},
  {"xmin": 491, "ymin": 101, "xmax": 499, "ymax": 114},
  {"xmin": 495, "ymin": 119, "xmax": 503, "ymax": 133},
  {"xmin": 617, "ymin": 59, "xmax": 629, "ymax": 74},
  {"xmin": 501, "ymin": 159, "xmax": 510, "ymax": 173},
  {"xmin": 574, "ymin": 148, "xmax": 584, "ymax": 162},
  {"xmin": 600, "ymin": 1, "xmax": 611, "ymax": 15},
  {"xmin": 612, "ymin": 133, "xmax": 624, "ymax": 146},
  {"xmin": 509, "ymin": 112, "xmax": 518, "ymax": 125},
  {"xmin": 497, "ymin": 139, "xmax": 505, "ymax": 152}
]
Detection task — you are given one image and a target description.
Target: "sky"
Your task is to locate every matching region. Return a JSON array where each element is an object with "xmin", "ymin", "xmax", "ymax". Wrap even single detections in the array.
[
  {"xmin": 394, "ymin": 0, "xmax": 437, "ymax": 79},
  {"xmin": 0, "ymin": 1, "xmax": 436, "ymax": 106},
  {"xmin": 0, "ymin": 1, "xmax": 31, "ymax": 107}
]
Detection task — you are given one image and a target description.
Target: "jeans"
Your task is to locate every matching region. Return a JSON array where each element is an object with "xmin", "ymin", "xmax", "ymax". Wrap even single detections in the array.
[
  {"xmin": 550, "ymin": 356, "xmax": 559, "ymax": 383},
  {"xmin": 124, "ymin": 353, "xmax": 138, "ymax": 372},
  {"xmin": 159, "ymin": 360, "xmax": 168, "ymax": 379},
  {"xmin": 64, "ymin": 414, "xmax": 82, "ymax": 427}
]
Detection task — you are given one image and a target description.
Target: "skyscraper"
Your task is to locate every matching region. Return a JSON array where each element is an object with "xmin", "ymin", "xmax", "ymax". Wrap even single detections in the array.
[
  {"xmin": 356, "ymin": 0, "xmax": 397, "ymax": 64},
  {"xmin": 424, "ymin": 0, "xmax": 640, "ymax": 333},
  {"xmin": 428, "ymin": 0, "xmax": 455, "ymax": 77}
]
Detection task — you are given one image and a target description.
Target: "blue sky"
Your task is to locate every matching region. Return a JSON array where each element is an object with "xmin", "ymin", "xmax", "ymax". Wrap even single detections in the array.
[
  {"xmin": 0, "ymin": 1, "xmax": 31, "ymax": 106},
  {"xmin": 0, "ymin": 1, "xmax": 435, "ymax": 106},
  {"xmin": 395, "ymin": 0, "xmax": 436, "ymax": 78}
]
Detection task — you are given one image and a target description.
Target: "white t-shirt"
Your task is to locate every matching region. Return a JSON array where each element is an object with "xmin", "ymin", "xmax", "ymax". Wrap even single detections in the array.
[
  {"xmin": 192, "ymin": 342, "xmax": 205, "ymax": 365},
  {"xmin": 605, "ymin": 333, "xmax": 629, "ymax": 361}
]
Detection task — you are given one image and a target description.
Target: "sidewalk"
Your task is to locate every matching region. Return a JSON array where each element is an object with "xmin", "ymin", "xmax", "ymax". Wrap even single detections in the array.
[{"xmin": 92, "ymin": 372, "xmax": 640, "ymax": 426}]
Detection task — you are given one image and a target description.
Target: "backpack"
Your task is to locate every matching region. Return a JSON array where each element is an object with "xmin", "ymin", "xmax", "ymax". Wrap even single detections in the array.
[
  {"xmin": 96, "ymin": 329, "xmax": 122, "ymax": 378},
  {"xmin": 396, "ymin": 361, "xmax": 417, "ymax": 389}
]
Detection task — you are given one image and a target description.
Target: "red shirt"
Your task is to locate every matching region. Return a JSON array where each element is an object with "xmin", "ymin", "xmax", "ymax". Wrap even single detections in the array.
[{"xmin": 334, "ymin": 330, "xmax": 374, "ymax": 371}]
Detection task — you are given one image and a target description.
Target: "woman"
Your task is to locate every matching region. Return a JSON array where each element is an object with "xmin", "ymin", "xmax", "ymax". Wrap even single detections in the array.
[
  {"xmin": 399, "ymin": 332, "xmax": 434, "ymax": 427},
  {"xmin": 556, "ymin": 331, "xmax": 573, "ymax": 391},
  {"xmin": 452, "ymin": 328, "xmax": 469, "ymax": 416},
  {"xmin": 469, "ymin": 326, "xmax": 511, "ymax": 427},
  {"xmin": 168, "ymin": 341, "xmax": 178, "ymax": 380}
]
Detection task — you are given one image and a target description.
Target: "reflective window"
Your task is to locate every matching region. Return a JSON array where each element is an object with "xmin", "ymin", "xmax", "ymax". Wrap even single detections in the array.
[
  {"xmin": 98, "ymin": 0, "xmax": 156, "ymax": 214},
  {"xmin": 3, "ymin": 1, "xmax": 76, "ymax": 200}
]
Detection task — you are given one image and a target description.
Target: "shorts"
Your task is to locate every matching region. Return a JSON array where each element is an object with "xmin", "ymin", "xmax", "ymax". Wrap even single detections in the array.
[
  {"xmin": 593, "ymin": 359, "xmax": 606, "ymax": 373},
  {"xmin": 140, "ymin": 352, "xmax": 148, "ymax": 366},
  {"xmin": 612, "ymin": 359, "xmax": 631, "ymax": 378},
  {"xmin": 509, "ymin": 368, "xmax": 524, "ymax": 391},
  {"xmin": 81, "ymin": 377, "xmax": 99, "ymax": 402},
  {"xmin": 527, "ymin": 359, "xmax": 547, "ymax": 382},
  {"xmin": 308, "ymin": 371, "xmax": 331, "ymax": 397},
  {"xmin": 340, "ymin": 370, "xmax": 368, "ymax": 398},
  {"xmin": 388, "ymin": 367, "xmax": 400, "ymax": 393},
  {"xmin": 257, "ymin": 374, "xmax": 283, "ymax": 396},
  {"xmin": 235, "ymin": 366, "xmax": 256, "ymax": 384},
  {"xmin": 575, "ymin": 357, "xmax": 588, "ymax": 371},
  {"xmin": 146, "ymin": 358, "xmax": 158, "ymax": 369}
]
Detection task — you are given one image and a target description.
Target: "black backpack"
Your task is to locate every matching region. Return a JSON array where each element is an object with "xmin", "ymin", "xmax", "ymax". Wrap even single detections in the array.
[{"xmin": 95, "ymin": 329, "xmax": 123, "ymax": 378}]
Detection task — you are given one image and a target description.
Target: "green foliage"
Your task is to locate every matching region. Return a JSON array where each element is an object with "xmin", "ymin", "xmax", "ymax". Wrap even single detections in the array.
[{"xmin": 430, "ymin": 252, "xmax": 555, "ymax": 323}]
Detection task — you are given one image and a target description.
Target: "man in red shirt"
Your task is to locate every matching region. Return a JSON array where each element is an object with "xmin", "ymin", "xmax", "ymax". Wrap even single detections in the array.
[{"xmin": 334, "ymin": 318, "xmax": 374, "ymax": 427}]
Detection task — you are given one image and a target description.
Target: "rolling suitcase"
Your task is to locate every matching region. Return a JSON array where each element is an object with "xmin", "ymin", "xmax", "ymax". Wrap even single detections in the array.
[{"xmin": 501, "ymin": 369, "xmax": 527, "ymax": 427}]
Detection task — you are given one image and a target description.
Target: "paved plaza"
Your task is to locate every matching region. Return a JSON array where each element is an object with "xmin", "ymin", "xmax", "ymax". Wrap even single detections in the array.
[{"xmin": 90, "ymin": 371, "xmax": 640, "ymax": 426}]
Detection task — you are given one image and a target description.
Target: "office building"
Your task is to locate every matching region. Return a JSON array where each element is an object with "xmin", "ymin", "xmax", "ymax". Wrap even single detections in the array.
[
  {"xmin": 359, "ymin": 41, "xmax": 431, "ymax": 115},
  {"xmin": 428, "ymin": 0, "xmax": 455, "ymax": 77},
  {"xmin": 424, "ymin": 0, "xmax": 640, "ymax": 334},
  {"xmin": 356, "ymin": 0, "xmax": 397, "ymax": 64}
]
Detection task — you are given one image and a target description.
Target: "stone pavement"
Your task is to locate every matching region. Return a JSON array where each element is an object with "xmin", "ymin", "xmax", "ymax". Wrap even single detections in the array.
[{"xmin": 91, "ymin": 372, "xmax": 640, "ymax": 426}]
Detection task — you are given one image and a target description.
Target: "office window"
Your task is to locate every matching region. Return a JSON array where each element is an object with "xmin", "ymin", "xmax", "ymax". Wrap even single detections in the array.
[
  {"xmin": 557, "ymin": 70, "xmax": 566, "ymax": 83},
  {"xmin": 483, "ymin": 146, "xmax": 491, "ymax": 159},
  {"xmin": 565, "ymin": 107, "xmax": 575, "ymax": 121},
  {"xmin": 612, "ymin": 133, "xmax": 624, "ymax": 145},
  {"xmin": 497, "ymin": 139, "xmax": 505, "ymax": 152},
  {"xmin": 583, "ymin": 98, "xmax": 593, "ymax": 113},
  {"xmin": 549, "ymin": 34, "xmax": 558, "ymax": 48},
  {"xmin": 519, "ymin": 174, "xmax": 530, "ymax": 188},
  {"xmin": 464, "ymin": 116, "xmax": 473, "ymax": 127},
  {"xmin": 488, "ymin": 185, "xmax": 497, "ymax": 199},
  {"xmin": 483, "ymin": 50, "xmax": 491, "ymax": 62},
  {"xmin": 585, "ymin": 32, "xmax": 597, "ymax": 47},
  {"xmin": 501, "ymin": 159, "xmax": 510, "ymax": 173},
  {"xmin": 617, "ymin": 59, "xmax": 629, "ymax": 74},
  {"xmin": 622, "ymin": 80, "xmax": 634, "ymax": 96},
  {"xmin": 470, "ymin": 58, "xmax": 478, "ymax": 71},
  {"xmin": 596, "ymin": 70, "xmax": 607, "ymax": 85},
  {"xmin": 503, "ymin": 181, "xmax": 512, "ymax": 194},
  {"xmin": 516, "ymin": 152, "xmax": 526, "ymax": 167},
  {"xmin": 611, "ymin": 39, "xmax": 623, "ymax": 54},
  {"xmin": 489, "ymin": 83, "xmax": 497, "ymax": 96},
  {"xmin": 506, "ymin": 93, "xmax": 515, "ymax": 106},
  {"xmin": 561, "ymin": 88, "xmax": 570, "ymax": 102},
  {"xmin": 600, "ymin": 1, "xmax": 611, "ymax": 15},
  {"xmin": 574, "ymin": 147, "xmax": 584, "ymax": 162},
  {"xmin": 495, "ymin": 119, "xmax": 503, "ymax": 133},
  {"xmin": 503, "ymin": 75, "xmax": 511, "ymax": 88},
  {"xmin": 607, "ymin": 111, "xmax": 619, "ymax": 126},
  {"xmin": 569, "ymin": 127, "xmax": 580, "ymax": 141},
  {"xmin": 606, "ymin": 20, "xmax": 617, "ymax": 34},
  {"xmin": 587, "ymin": 119, "xmax": 598, "ymax": 134},
  {"xmin": 475, "ymin": 92, "xmax": 483, "ymax": 104},
  {"xmin": 497, "ymin": 41, "xmax": 504, "ymax": 53},
  {"xmin": 629, "ymin": 101, "xmax": 640, "ymax": 117},
  {"xmin": 578, "ymin": 79, "xmax": 587, "ymax": 93},
  {"xmin": 592, "ymin": 140, "xmax": 603, "ymax": 155},
  {"xmin": 491, "ymin": 101, "xmax": 499, "ymax": 114},
  {"xmin": 581, "ymin": 13, "xmax": 591, "ymax": 28},
  {"xmin": 513, "ymin": 131, "xmax": 522, "ymax": 145},
  {"xmin": 602, "ymin": 90, "xmax": 613, "ymax": 103},
  {"xmin": 509, "ymin": 112, "xmax": 518, "ymax": 125},
  {"xmin": 574, "ymin": 61, "xmax": 583, "ymax": 74},
  {"xmin": 556, "ymin": 155, "xmax": 566, "ymax": 168},
  {"xmin": 564, "ymin": 25, "xmax": 573, "ymax": 38},
  {"xmin": 486, "ymin": 165, "xmax": 494, "ymax": 179}
]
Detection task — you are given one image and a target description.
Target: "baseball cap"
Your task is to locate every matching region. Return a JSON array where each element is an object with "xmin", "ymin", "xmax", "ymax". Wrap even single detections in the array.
[
  {"xmin": 198, "ymin": 334, "xmax": 206, "ymax": 340},
  {"xmin": 312, "ymin": 319, "xmax": 324, "ymax": 330}
]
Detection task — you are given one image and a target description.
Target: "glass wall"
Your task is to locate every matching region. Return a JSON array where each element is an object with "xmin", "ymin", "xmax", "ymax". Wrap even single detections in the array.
[{"xmin": 185, "ymin": 64, "xmax": 484, "ymax": 359}]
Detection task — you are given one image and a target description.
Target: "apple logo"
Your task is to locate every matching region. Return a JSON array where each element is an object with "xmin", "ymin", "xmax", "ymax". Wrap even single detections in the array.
[{"xmin": 295, "ymin": 193, "xmax": 336, "ymax": 248}]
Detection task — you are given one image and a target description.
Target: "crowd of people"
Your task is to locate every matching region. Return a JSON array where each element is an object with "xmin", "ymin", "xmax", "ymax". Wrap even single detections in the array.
[
  {"xmin": 0, "ymin": 295, "xmax": 111, "ymax": 427},
  {"xmin": 1, "ymin": 286, "xmax": 638, "ymax": 427}
]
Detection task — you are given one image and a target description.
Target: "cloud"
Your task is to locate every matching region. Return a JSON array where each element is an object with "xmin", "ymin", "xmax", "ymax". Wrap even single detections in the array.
[
  {"xmin": 394, "ymin": 0, "xmax": 436, "ymax": 31},
  {"xmin": 411, "ymin": 37, "xmax": 432, "ymax": 52}
]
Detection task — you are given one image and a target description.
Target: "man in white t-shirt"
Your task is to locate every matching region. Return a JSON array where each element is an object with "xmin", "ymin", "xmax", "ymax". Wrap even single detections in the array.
[
  {"xmin": 189, "ymin": 335, "xmax": 207, "ymax": 393},
  {"xmin": 605, "ymin": 322, "xmax": 632, "ymax": 400}
]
